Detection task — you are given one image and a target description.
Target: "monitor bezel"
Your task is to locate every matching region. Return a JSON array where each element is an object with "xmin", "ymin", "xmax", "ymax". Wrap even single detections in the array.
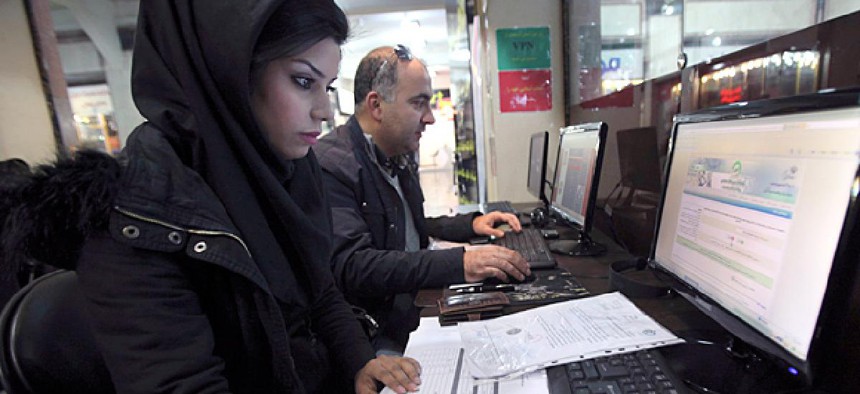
[
  {"xmin": 548, "ymin": 122, "xmax": 608, "ymax": 235},
  {"xmin": 648, "ymin": 88, "xmax": 860, "ymax": 386},
  {"xmin": 526, "ymin": 130, "xmax": 550, "ymax": 205}
]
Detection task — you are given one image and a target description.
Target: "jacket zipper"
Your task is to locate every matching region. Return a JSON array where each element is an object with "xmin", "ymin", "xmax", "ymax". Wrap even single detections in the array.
[{"xmin": 114, "ymin": 206, "xmax": 252, "ymax": 257}]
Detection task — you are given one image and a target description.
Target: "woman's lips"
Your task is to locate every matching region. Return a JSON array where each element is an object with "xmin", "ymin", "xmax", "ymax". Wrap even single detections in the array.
[{"xmin": 300, "ymin": 131, "xmax": 321, "ymax": 145}]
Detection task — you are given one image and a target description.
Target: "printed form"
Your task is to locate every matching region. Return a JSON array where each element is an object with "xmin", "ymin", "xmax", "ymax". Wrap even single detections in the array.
[
  {"xmin": 381, "ymin": 317, "xmax": 548, "ymax": 394},
  {"xmin": 457, "ymin": 292, "xmax": 683, "ymax": 379}
]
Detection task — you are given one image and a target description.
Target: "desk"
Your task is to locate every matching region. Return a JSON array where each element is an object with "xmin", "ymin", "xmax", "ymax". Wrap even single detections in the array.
[{"xmin": 414, "ymin": 213, "xmax": 828, "ymax": 393}]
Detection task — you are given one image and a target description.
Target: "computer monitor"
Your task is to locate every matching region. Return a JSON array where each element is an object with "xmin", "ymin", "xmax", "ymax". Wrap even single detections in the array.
[
  {"xmin": 650, "ymin": 90, "xmax": 860, "ymax": 387},
  {"xmin": 527, "ymin": 131, "xmax": 550, "ymax": 205},
  {"xmin": 547, "ymin": 122, "xmax": 608, "ymax": 256}
]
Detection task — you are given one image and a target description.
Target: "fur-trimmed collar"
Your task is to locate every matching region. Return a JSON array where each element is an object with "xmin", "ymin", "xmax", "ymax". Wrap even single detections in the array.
[{"xmin": 0, "ymin": 151, "xmax": 121, "ymax": 271}]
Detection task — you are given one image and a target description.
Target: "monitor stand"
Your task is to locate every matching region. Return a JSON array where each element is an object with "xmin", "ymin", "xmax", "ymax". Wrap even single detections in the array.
[{"xmin": 547, "ymin": 231, "xmax": 607, "ymax": 257}]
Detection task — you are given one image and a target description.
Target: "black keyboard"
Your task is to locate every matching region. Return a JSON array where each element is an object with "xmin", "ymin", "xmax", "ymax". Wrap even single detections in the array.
[
  {"xmin": 547, "ymin": 349, "xmax": 689, "ymax": 394},
  {"xmin": 496, "ymin": 228, "xmax": 555, "ymax": 268},
  {"xmin": 484, "ymin": 200, "xmax": 516, "ymax": 213}
]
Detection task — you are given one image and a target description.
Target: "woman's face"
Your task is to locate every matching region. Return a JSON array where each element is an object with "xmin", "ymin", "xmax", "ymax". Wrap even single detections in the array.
[{"xmin": 251, "ymin": 38, "xmax": 340, "ymax": 160}]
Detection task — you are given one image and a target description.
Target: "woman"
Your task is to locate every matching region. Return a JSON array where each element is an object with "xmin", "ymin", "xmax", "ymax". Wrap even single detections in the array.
[{"xmin": 1, "ymin": 0, "xmax": 421, "ymax": 392}]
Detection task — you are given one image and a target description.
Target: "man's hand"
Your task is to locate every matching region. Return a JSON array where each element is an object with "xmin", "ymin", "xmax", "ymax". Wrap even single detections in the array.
[
  {"xmin": 355, "ymin": 355, "xmax": 422, "ymax": 394},
  {"xmin": 472, "ymin": 211, "xmax": 522, "ymax": 238},
  {"xmin": 463, "ymin": 245, "xmax": 530, "ymax": 282}
]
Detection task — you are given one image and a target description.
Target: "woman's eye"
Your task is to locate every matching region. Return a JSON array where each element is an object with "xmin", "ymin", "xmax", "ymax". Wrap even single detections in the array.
[
  {"xmin": 292, "ymin": 76, "xmax": 313, "ymax": 90},
  {"xmin": 326, "ymin": 85, "xmax": 337, "ymax": 93}
]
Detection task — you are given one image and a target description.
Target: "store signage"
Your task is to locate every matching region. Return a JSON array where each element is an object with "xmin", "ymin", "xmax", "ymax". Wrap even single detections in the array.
[
  {"xmin": 720, "ymin": 86, "xmax": 743, "ymax": 104},
  {"xmin": 498, "ymin": 70, "xmax": 552, "ymax": 113},
  {"xmin": 496, "ymin": 27, "xmax": 551, "ymax": 71},
  {"xmin": 496, "ymin": 26, "xmax": 552, "ymax": 112},
  {"xmin": 601, "ymin": 57, "xmax": 622, "ymax": 71}
]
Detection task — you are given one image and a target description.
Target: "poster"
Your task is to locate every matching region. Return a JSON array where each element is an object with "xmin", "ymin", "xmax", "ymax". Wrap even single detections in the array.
[
  {"xmin": 496, "ymin": 27, "xmax": 552, "ymax": 112},
  {"xmin": 496, "ymin": 27, "xmax": 551, "ymax": 71},
  {"xmin": 498, "ymin": 70, "xmax": 552, "ymax": 113}
]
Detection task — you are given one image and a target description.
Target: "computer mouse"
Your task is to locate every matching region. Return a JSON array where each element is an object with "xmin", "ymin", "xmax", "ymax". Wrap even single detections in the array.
[
  {"xmin": 514, "ymin": 272, "xmax": 538, "ymax": 284},
  {"xmin": 518, "ymin": 212, "xmax": 532, "ymax": 227}
]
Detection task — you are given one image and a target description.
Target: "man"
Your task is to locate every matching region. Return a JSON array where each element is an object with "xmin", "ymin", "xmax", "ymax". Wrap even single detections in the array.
[{"xmin": 316, "ymin": 45, "xmax": 531, "ymax": 354}]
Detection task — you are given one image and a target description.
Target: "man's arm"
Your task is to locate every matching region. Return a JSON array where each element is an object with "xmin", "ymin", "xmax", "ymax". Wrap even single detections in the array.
[
  {"xmin": 425, "ymin": 211, "xmax": 522, "ymax": 242},
  {"xmin": 323, "ymin": 172, "xmax": 465, "ymax": 298},
  {"xmin": 424, "ymin": 213, "xmax": 479, "ymax": 243}
]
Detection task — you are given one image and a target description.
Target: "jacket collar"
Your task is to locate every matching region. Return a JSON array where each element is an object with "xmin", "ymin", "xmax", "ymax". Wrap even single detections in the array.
[
  {"xmin": 349, "ymin": 117, "xmax": 417, "ymax": 177},
  {"xmin": 114, "ymin": 125, "xmax": 270, "ymax": 293}
]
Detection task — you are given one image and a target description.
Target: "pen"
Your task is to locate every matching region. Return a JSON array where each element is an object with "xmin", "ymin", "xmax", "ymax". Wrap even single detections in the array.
[
  {"xmin": 683, "ymin": 379, "xmax": 722, "ymax": 394},
  {"xmin": 455, "ymin": 284, "xmax": 516, "ymax": 293}
]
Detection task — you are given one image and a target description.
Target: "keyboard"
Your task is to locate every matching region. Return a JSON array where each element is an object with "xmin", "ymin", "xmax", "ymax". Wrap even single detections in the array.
[
  {"xmin": 495, "ymin": 228, "xmax": 556, "ymax": 269},
  {"xmin": 483, "ymin": 200, "xmax": 516, "ymax": 213},
  {"xmin": 547, "ymin": 349, "xmax": 690, "ymax": 394}
]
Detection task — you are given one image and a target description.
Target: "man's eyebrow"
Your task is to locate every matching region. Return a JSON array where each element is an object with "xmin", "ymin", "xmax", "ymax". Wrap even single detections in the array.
[
  {"xmin": 411, "ymin": 93, "xmax": 432, "ymax": 101},
  {"xmin": 293, "ymin": 59, "xmax": 324, "ymax": 77}
]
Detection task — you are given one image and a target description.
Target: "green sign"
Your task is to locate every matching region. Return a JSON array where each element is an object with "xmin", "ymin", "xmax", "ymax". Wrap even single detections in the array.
[{"xmin": 496, "ymin": 27, "xmax": 551, "ymax": 70}]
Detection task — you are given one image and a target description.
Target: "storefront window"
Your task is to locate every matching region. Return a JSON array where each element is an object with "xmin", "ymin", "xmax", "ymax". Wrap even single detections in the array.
[
  {"xmin": 567, "ymin": 0, "xmax": 859, "ymax": 107},
  {"xmin": 68, "ymin": 84, "xmax": 121, "ymax": 155},
  {"xmin": 698, "ymin": 51, "xmax": 820, "ymax": 108}
]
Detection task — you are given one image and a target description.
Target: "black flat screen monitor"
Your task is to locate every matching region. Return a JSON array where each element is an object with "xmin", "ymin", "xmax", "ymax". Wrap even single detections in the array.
[
  {"xmin": 650, "ymin": 90, "xmax": 860, "ymax": 387},
  {"xmin": 547, "ymin": 122, "xmax": 608, "ymax": 256},
  {"xmin": 527, "ymin": 131, "xmax": 550, "ymax": 205}
]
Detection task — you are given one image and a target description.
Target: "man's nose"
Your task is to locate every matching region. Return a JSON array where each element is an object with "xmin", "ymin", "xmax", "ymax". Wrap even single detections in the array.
[{"xmin": 422, "ymin": 107, "xmax": 435, "ymax": 125}]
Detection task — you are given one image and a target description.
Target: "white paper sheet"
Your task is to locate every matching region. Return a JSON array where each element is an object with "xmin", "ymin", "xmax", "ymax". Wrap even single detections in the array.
[
  {"xmin": 380, "ymin": 318, "xmax": 549, "ymax": 394},
  {"xmin": 457, "ymin": 292, "xmax": 684, "ymax": 379}
]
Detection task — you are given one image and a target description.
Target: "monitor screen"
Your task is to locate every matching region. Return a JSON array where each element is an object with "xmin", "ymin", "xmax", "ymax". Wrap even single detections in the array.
[
  {"xmin": 527, "ymin": 131, "xmax": 549, "ymax": 204},
  {"xmin": 547, "ymin": 122, "xmax": 608, "ymax": 256},
  {"xmin": 653, "ymin": 101, "xmax": 860, "ymax": 381}
]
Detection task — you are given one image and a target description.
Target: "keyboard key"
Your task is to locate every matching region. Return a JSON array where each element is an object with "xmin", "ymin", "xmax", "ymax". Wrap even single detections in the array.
[
  {"xmin": 548, "ymin": 349, "xmax": 688, "ymax": 394},
  {"xmin": 597, "ymin": 363, "xmax": 629, "ymax": 378},
  {"xmin": 484, "ymin": 200, "xmax": 516, "ymax": 213},
  {"xmin": 497, "ymin": 229, "xmax": 555, "ymax": 264}
]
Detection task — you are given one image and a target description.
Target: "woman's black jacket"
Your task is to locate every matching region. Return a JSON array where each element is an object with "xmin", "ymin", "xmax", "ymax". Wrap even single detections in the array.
[{"xmin": 0, "ymin": 126, "xmax": 374, "ymax": 393}]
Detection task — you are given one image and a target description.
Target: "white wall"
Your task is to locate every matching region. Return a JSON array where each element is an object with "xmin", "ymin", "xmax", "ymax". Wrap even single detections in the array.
[
  {"xmin": 0, "ymin": 0, "xmax": 59, "ymax": 164},
  {"xmin": 826, "ymin": 0, "xmax": 860, "ymax": 19},
  {"xmin": 477, "ymin": 0, "xmax": 566, "ymax": 204},
  {"xmin": 685, "ymin": 0, "xmax": 817, "ymax": 34}
]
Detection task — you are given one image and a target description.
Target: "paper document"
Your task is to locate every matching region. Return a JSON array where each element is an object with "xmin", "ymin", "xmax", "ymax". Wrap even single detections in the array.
[
  {"xmin": 381, "ymin": 317, "xmax": 548, "ymax": 394},
  {"xmin": 458, "ymin": 292, "xmax": 684, "ymax": 379}
]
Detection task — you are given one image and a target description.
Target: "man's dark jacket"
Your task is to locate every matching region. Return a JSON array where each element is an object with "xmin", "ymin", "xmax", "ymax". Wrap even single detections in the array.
[
  {"xmin": 0, "ymin": 128, "xmax": 374, "ymax": 393},
  {"xmin": 316, "ymin": 117, "xmax": 478, "ymax": 345}
]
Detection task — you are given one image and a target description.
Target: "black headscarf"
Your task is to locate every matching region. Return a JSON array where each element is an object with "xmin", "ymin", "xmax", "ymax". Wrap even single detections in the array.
[{"xmin": 130, "ymin": 0, "xmax": 338, "ymax": 305}]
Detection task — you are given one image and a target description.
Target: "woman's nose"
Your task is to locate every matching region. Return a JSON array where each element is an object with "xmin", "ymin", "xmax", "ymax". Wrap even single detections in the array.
[{"xmin": 312, "ymin": 92, "xmax": 334, "ymax": 121}]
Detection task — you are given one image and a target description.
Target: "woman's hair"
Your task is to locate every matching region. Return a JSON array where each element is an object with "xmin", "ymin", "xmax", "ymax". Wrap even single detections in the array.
[{"xmin": 250, "ymin": 0, "xmax": 349, "ymax": 87}]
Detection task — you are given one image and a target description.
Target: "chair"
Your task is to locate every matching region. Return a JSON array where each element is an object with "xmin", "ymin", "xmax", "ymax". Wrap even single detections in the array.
[{"xmin": 0, "ymin": 270, "xmax": 114, "ymax": 394}]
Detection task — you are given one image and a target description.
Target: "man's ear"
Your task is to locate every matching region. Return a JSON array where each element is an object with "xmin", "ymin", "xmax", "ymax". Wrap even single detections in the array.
[{"xmin": 366, "ymin": 91, "xmax": 384, "ymax": 121}]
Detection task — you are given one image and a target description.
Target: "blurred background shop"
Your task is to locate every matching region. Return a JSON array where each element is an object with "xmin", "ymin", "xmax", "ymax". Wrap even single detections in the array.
[{"xmin": 2, "ymin": 0, "xmax": 860, "ymax": 218}]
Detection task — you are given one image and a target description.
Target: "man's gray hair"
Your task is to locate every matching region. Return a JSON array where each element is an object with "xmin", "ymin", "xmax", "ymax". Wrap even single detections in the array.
[{"xmin": 353, "ymin": 46, "xmax": 425, "ymax": 109}]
